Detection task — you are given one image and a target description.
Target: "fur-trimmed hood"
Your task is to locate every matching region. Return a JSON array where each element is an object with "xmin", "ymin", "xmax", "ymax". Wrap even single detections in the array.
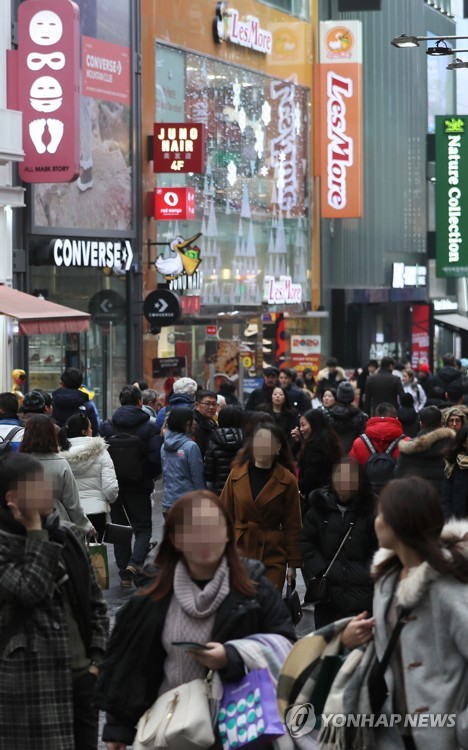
[
  {"xmin": 61, "ymin": 435, "xmax": 109, "ymax": 464},
  {"xmin": 397, "ymin": 426, "xmax": 454, "ymax": 455},
  {"xmin": 317, "ymin": 365, "xmax": 347, "ymax": 382},
  {"xmin": 372, "ymin": 519, "xmax": 468, "ymax": 608}
]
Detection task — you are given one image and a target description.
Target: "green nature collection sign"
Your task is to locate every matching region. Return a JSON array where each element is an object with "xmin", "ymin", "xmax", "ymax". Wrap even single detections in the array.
[{"xmin": 436, "ymin": 115, "xmax": 468, "ymax": 278}]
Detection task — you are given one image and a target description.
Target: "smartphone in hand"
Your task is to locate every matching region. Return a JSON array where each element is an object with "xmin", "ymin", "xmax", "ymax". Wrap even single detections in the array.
[{"xmin": 171, "ymin": 641, "xmax": 210, "ymax": 651}]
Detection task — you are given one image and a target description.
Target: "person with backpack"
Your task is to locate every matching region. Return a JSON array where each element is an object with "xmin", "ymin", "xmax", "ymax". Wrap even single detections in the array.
[
  {"xmin": 52, "ymin": 368, "xmax": 99, "ymax": 435},
  {"xmin": 100, "ymin": 385, "xmax": 162, "ymax": 587},
  {"xmin": 0, "ymin": 392, "xmax": 24, "ymax": 453},
  {"xmin": 301, "ymin": 458, "xmax": 378, "ymax": 628},
  {"xmin": 349, "ymin": 402, "xmax": 407, "ymax": 494},
  {"xmin": 160, "ymin": 407, "xmax": 206, "ymax": 517}
]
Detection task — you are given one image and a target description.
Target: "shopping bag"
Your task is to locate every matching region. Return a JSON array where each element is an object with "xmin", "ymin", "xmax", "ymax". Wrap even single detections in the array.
[
  {"xmin": 218, "ymin": 668, "xmax": 284, "ymax": 750},
  {"xmin": 88, "ymin": 542, "xmax": 110, "ymax": 589}
]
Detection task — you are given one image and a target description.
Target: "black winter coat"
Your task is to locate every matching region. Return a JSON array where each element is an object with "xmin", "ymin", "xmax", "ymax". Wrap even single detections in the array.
[
  {"xmin": 364, "ymin": 369, "xmax": 404, "ymax": 416},
  {"xmin": 301, "ymin": 488, "xmax": 377, "ymax": 628},
  {"xmin": 297, "ymin": 440, "xmax": 338, "ymax": 499},
  {"xmin": 100, "ymin": 406, "xmax": 162, "ymax": 493},
  {"xmin": 394, "ymin": 427, "xmax": 455, "ymax": 494},
  {"xmin": 95, "ymin": 559, "xmax": 295, "ymax": 746},
  {"xmin": 204, "ymin": 427, "xmax": 244, "ymax": 494},
  {"xmin": 441, "ymin": 463, "xmax": 468, "ymax": 518},
  {"xmin": 396, "ymin": 406, "xmax": 419, "ymax": 438},
  {"xmin": 52, "ymin": 387, "xmax": 98, "ymax": 435},
  {"xmin": 193, "ymin": 410, "xmax": 217, "ymax": 458},
  {"xmin": 326, "ymin": 404, "xmax": 368, "ymax": 454}
]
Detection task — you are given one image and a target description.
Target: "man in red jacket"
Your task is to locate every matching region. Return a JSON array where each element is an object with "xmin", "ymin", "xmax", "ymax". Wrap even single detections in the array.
[{"xmin": 349, "ymin": 402, "xmax": 406, "ymax": 465}]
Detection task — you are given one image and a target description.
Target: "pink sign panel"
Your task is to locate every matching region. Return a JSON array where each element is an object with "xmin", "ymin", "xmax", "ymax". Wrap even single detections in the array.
[
  {"xmin": 17, "ymin": 0, "xmax": 80, "ymax": 183},
  {"xmin": 82, "ymin": 36, "xmax": 131, "ymax": 105}
]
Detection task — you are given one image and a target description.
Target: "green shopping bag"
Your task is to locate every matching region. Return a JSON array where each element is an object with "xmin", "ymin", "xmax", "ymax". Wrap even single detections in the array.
[{"xmin": 88, "ymin": 542, "xmax": 110, "ymax": 589}]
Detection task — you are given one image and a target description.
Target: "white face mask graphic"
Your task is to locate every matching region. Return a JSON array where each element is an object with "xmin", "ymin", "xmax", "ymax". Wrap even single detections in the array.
[
  {"xmin": 27, "ymin": 51, "xmax": 65, "ymax": 72},
  {"xmin": 30, "ymin": 76, "xmax": 63, "ymax": 113},
  {"xmin": 29, "ymin": 10, "xmax": 63, "ymax": 46}
]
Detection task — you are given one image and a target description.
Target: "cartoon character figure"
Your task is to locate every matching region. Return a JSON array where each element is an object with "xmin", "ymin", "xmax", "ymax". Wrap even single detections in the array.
[
  {"xmin": 155, "ymin": 233, "xmax": 202, "ymax": 281},
  {"xmin": 11, "ymin": 369, "xmax": 26, "ymax": 408}
]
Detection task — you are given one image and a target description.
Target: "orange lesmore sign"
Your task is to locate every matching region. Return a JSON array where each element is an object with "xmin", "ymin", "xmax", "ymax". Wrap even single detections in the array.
[{"xmin": 319, "ymin": 21, "xmax": 363, "ymax": 219}]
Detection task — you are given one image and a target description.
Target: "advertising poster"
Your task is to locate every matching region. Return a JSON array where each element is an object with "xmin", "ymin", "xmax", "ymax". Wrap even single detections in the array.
[
  {"xmin": 318, "ymin": 21, "xmax": 363, "ymax": 219},
  {"xmin": 291, "ymin": 334, "xmax": 321, "ymax": 375},
  {"xmin": 411, "ymin": 305, "xmax": 430, "ymax": 370},
  {"xmin": 33, "ymin": 0, "xmax": 133, "ymax": 232}
]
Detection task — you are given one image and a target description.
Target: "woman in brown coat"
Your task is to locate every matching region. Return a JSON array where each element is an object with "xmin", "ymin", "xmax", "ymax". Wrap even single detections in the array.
[{"xmin": 220, "ymin": 422, "xmax": 302, "ymax": 591}]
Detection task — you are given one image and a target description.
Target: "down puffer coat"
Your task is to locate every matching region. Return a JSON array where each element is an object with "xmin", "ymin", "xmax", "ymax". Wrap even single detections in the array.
[
  {"xmin": 61, "ymin": 436, "xmax": 119, "ymax": 516},
  {"xmin": 204, "ymin": 427, "xmax": 243, "ymax": 495},
  {"xmin": 301, "ymin": 486, "xmax": 377, "ymax": 628}
]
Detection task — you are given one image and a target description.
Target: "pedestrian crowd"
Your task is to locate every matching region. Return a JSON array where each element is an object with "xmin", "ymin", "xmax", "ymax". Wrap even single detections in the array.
[{"xmin": 1, "ymin": 355, "xmax": 468, "ymax": 749}]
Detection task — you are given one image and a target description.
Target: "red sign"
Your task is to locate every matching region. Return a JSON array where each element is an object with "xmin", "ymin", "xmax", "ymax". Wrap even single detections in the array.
[
  {"xmin": 154, "ymin": 187, "xmax": 196, "ymax": 220},
  {"xmin": 206, "ymin": 325, "xmax": 217, "ymax": 336},
  {"xmin": 82, "ymin": 36, "xmax": 131, "ymax": 106},
  {"xmin": 16, "ymin": 0, "xmax": 80, "ymax": 183},
  {"xmin": 153, "ymin": 123, "xmax": 205, "ymax": 174},
  {"xmin": 180, "ymin": 296, "xmax": 200, "ymax": 315},
  {"xmin": 411, "ymin": 305, "xmax": 431, "ymax": 370}
]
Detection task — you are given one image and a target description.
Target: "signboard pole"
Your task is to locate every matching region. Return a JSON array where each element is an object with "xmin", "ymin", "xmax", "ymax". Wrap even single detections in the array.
[
  {"xmin": 102, "ymin": 330, "xmax": 109, "ymax": 420},
  {"xmin": 109, "ymin": 321, "xmax": 113, "ymax": 417}
]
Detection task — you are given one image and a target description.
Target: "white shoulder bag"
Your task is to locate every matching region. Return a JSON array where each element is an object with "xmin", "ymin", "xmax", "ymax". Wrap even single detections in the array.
[{"xmin": 134, "ymin": 677, "xmax": 215, "ymax": 750}]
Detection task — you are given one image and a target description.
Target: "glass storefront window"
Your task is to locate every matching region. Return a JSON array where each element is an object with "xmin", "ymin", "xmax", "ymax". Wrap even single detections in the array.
[{"xmin": 155, "ymin": 45, "xmax": 311, "ymax": 311}]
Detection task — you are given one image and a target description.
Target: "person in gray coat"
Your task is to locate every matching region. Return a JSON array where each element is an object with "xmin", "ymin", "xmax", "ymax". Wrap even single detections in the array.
[
  {"xmin": 342, "ymin": 476, "xmax": 468, "ymax": 750},
  {"xmin": 19, "ymin": 414, "xmax": 92, "ymax": 536},
  {"xmin": 160, "ymin": 407, "xmax": 205, "ymax": 516}
]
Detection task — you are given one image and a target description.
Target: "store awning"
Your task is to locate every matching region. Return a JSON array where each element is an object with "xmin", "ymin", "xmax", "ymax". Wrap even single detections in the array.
[
  {"xmin": 0, "ymin": 286, "xmax": 90, "ymax": 335},
  {"xmin": 434, "ymin": 313, "xmax": 468, "ymax": 332}
]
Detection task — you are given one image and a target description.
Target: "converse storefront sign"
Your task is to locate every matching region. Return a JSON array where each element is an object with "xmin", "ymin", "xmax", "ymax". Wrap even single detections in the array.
[{"xmin": 51, "ymin": 238, "xmax": 133, "ymax": 271}]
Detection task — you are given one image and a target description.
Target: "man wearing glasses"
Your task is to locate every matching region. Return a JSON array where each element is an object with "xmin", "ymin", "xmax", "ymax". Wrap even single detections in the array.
[{"xmin": 193, "ymin": 390, "xmax": 218, "ymax": 458}]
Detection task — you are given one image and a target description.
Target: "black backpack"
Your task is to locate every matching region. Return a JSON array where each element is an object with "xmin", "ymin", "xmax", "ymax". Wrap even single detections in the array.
[
  {"xmin": 0, "ymin": 426, "xmax": 24, "ymax": 456},
  {"xmin": 360, "ymin": 433, "xmax": 402, "ymax": 493},
  {"xmin": 106, "ymin": 422, "xmax": 145, "ymax": 483}
]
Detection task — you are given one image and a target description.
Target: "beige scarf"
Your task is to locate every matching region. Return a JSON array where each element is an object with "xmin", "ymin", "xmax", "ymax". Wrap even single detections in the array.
[{"xmin": 445, "ymin": 453, "xmax": 468, "ymax": 478}]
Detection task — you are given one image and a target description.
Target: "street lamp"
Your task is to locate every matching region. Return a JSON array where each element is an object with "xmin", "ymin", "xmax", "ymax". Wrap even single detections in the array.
[
  {"xmin": 391, "ymin": 34, "xmax": 468, "ymax": 49},
  {"xmin": 447, "ymin": 58, "xmax": 468, "ymax": 69}
]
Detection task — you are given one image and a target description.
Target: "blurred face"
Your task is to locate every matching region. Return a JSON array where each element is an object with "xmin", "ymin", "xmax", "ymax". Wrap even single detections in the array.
[
  {"xmin": 279, "ymin": 372, "xmax": 291, "ymax": 388},
  {"xmin": 401, "ymin": 371, "xmax": 411, "ymax": 385},
  {"xmin": 368, "ymin": 365, "xmax": 377, "ymax": 375},
  {"xmin": 374, "ymin": 509, "xmax": 398, "ymax": 550},
  {"xmin": 8, "ymin": 472, "xmax": 54, "ymax": 518},
  {"xmin": 252, "ymin": 428, "xmax": 280, "ymax": 463},
  {"xmin": 272, "ymin": 387, "xmax": 286, "ymax": 408},
  {"xmin": 299, "ymin": 416, "xmax": 312, "ymax": 441},
  {"xmin": 173, "ymin": 499, "xmax": 229, "ymax": 573},
  {"xmin": 332, "ymin": 462, "xmax": 359, "ymax": 502},
  {"xmin": 448, "ymin": 415, "xmax": 464, "ymax": 432},
  {"xmin": 322, "ymin": 390, "xmax": 336, "ymax": 408}
]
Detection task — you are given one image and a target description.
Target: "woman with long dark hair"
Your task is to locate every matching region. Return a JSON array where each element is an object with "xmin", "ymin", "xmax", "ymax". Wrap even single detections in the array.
[
  {"xmin": 220, "ymin": 422, "xmax": 302, "ymax": 591},
  {"xmin": 302, "ymin": 458, "xmax": 377, "ymax": 628},
  {"xmin": 95, "ymin": 490, "xmax": 295, "ymax": 750},
  {"xmin": 20, "ymin": 413, "xmax": 92, "ymax": 535},
  {"xmin": 292, "ymin": 408, "xmax": 342, "ymax": 504},
  {"xmin": 342, "ymin": 476, "xmax": 468, "ymax": 750},
  {"xmin": 265, "ymin": 386, "xmax": 299, "ymax": 447}
]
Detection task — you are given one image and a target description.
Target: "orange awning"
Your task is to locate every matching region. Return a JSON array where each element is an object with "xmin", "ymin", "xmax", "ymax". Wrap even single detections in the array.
[{"xmin": 0, "ymin": 286, "xmax": 90, "ymax": 335}]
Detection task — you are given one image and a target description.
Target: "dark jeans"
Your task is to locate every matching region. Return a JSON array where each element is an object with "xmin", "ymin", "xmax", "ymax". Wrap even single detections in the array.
[
  {"xmin": 110, "ymin": 490, "xmax": 152, "ymax": 575},
  {"xmin": 73, "ymin": 670, "xmax": 99, "ymax": 750},
  {"xmin": 87, "ymin": 512, "xmax": 106, "ymax": 542}
]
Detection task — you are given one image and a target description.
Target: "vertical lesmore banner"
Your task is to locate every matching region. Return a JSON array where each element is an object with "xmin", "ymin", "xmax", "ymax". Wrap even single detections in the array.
[
  {"xmin": 319, "ymin": 21, "xmax": 363, "ymax": 219},
  {"xmin": 435, "ymin": 116, "xmax": 468, "ymax": 278},
  {"xmin": 15, "ymin": 0, "xmax": 80, "ymax": 183}
]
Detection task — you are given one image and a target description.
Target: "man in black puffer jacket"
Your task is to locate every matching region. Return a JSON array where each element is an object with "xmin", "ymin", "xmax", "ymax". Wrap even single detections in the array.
[
  {"xmin": 204, "ymin": 406, "xmax": 243, "ymax": 495},
  {"xmin": 100, "ymin": 385, "xmax": 162, "ymax": 586}
]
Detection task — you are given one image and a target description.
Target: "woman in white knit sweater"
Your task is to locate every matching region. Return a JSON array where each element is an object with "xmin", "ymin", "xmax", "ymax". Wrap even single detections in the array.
[{"xmin": 60, "ymin": 410, "xmax": 119, "ymax": 540}]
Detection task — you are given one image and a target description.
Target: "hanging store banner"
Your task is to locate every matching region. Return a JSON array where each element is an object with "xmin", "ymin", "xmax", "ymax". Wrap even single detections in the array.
[
  {"xmin": 435, "ymin": 115, "xmax": 468, "ymax": 277},
  {"xmin": 13, "ymin": 0, "xmax": 80, "ymax": 183},
  {"xmin": 318, "ymin": 21, "xmax": 363, "ymax": 218},
  {"xmin": 153, "ymin": 123, "xmax": 205, "ymax": 173},
  {"xmin": 411, "ymin": 305, "xmax": 430, "ymax": 370}
]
